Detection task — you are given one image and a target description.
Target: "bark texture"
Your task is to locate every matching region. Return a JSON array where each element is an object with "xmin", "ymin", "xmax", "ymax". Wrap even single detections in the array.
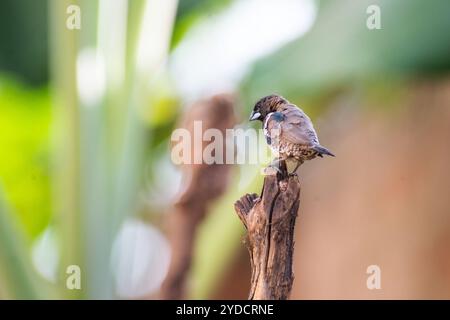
[{"xmin": 234, "ymin": 163, "xmax": 300, "ymax": 300}]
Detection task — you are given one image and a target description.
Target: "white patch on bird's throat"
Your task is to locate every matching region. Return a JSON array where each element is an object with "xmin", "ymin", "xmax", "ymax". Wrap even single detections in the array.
[
  {"xmin": 263, "ymin": 112, "xmax": 273, "ymax": 140},
  {"xmin": 263, "ymin": 112, "xmax": 282, "ymax": 157}
]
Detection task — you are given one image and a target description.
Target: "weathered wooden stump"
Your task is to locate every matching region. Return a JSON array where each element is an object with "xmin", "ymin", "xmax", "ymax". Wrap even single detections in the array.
[{"xmin": 234, "ymin": 161, "xmax": 300, "ymax": 300}]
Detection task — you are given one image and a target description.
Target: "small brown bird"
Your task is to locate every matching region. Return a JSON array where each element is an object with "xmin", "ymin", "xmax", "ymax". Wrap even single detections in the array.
[{"xmin": 249, "ymin": 94, "xmax": 334, "ymax": 174}]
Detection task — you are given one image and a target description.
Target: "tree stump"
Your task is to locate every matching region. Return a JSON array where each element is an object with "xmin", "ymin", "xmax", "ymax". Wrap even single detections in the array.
[{"xmin": 234, "ymin": 161, "xmax": 300, "ymax": 300}]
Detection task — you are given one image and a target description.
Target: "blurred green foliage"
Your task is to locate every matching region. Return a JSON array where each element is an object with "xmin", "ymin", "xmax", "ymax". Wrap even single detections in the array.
[
  {"xmin": 171, "ymin": 0, "xmax": 233, "ymax": 48},
  {"xmin": 0, "ymin": 79, "xmax": 52, "ymax": 238},
  {"xmin": 0, "ymin": 0, "xmax": 48, "ymax": 85},
  {"xmin": 240, "ymin": 0, "xmax": 450, "ymax": 110},
  {"xmin": 0, "ymin": 190, "xmax": 42, "ymax": 299}
]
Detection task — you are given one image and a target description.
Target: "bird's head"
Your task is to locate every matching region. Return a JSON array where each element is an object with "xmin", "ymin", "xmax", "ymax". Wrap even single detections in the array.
[{"xmin": 249, "ymin": 94, "xmax": 288, "ymax": 122}]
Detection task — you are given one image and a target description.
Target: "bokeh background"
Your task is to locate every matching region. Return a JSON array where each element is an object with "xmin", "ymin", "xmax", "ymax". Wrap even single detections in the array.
[{"xmin": 0, "ymin": 0, "xmax": 449, "ymax": 299}]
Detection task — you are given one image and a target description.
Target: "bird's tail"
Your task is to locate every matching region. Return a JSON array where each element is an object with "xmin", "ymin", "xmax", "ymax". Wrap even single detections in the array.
[{"xmin": 313, "ymin": 145, "xmax": 335, "ymax": 157}]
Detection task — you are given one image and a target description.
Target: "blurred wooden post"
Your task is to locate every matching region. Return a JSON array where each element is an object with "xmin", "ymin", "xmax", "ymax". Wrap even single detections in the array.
[
  {"xmin": 160, "ymin": 94, "xmax": 236, "ymax": 299},
  {"xmin": 234, "ymin": 161, "xmax": 300, "ymax": 300}
]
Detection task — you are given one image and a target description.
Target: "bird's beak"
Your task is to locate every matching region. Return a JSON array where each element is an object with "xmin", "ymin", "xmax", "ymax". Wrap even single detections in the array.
[{"xmin": 249, "ymin": 111, "xmax": 261, "ymax": 121}]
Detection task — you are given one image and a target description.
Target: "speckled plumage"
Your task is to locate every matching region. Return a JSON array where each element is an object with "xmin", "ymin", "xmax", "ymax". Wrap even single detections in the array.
[{"xmin": 249, "ymin": 94, "xmax": 334, "ymax": 170}]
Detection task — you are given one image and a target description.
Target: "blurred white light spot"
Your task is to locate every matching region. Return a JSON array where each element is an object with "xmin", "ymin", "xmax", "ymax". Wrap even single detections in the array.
[
  {"xmin": 111, "ymin": 219, "xmax": 171, "ymax": 298},
  {"xmin": 170, "ymin": 0, "xmax": 317, "ymax": 100},
  {"xmin": 31, "ymin": 227, "xmax": 59, "ymax": 283},
  {"xmin": 143, "ymin": 152, "xmax": 182, "ymax": 210},
  {"xmin": 76, "ymin": 48, "xmax": 106, "ymax": 107}
]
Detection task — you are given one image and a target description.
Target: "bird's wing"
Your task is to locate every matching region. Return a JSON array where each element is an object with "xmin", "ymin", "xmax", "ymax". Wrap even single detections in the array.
[{"xmin": 279, "ymin": 105, "xmax": 319, "ymax": 146}]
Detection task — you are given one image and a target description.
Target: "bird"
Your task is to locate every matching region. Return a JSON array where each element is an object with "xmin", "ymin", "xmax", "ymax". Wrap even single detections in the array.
[{"xmin": 249, "ymin": 94, "xmax": 334, "ymax": 174}]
